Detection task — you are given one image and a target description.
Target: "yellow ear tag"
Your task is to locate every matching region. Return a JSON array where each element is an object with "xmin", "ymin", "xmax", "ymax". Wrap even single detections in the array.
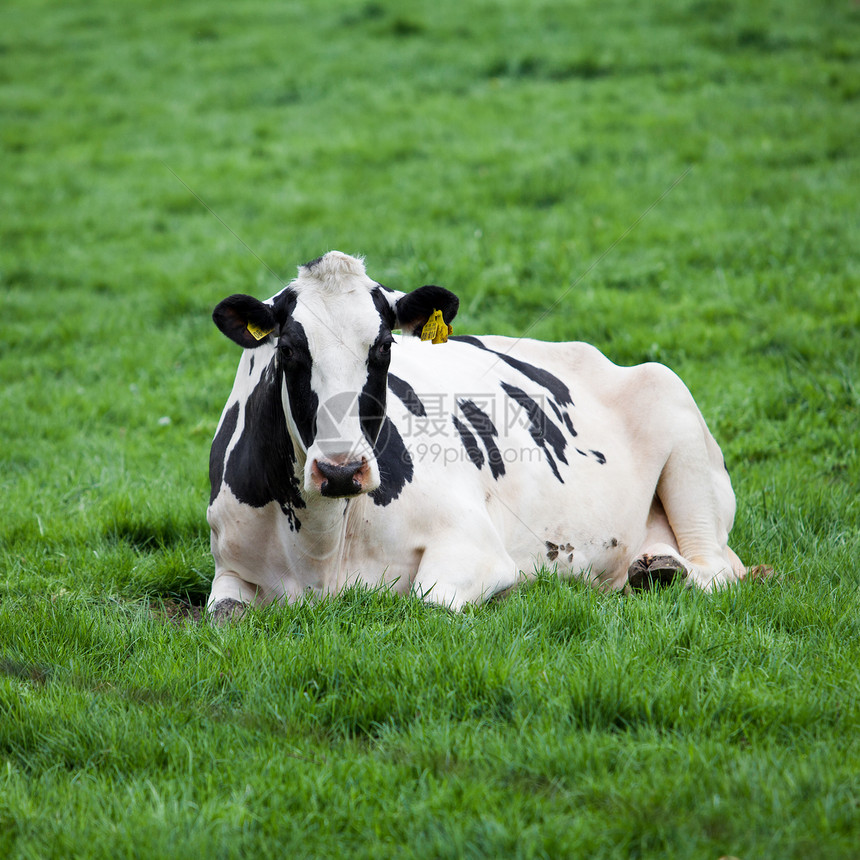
[
  {"xmin": 420, "ymin": 309, "xmax": 452, "ymax": 344},
  {"xmin": 247, "ymin": 321, "xmax": 274, "ymax": 341}
]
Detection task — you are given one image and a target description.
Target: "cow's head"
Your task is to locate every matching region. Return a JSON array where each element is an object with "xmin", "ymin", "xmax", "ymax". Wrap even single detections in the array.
[{"xmin": 212, "ymin": 251, "xmax": 458, "ymax": 499}]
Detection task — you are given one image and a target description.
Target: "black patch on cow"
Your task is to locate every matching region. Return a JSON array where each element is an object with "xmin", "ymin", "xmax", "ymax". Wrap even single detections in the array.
[
  {"xmin": 548, "ymin": 398, "xmax": 578, "ymax": 437},
  {"xmin": 452, "ymin": 415, "xmax": 484, "ymax": 471},
  {"xmin": 387, "ymin": 373, "xmax": 426, "ymax": 417},
  {"xmin": 450, "ymin": 335, "xmax": 573, "ymax": 406},
  {"xmin": 375, "ymin": 282, "xmax": 394, "ymax": 293},
  {"xmin": 359, "ymin": 318, "xmax": 393, "ymax": 447},
  {"xmin": 458, "ymin": 399, "xmax": 505, "ymax": 479},
  {"xmin": 371, "ymin": 286, "xmax": 396, "ymax": 330},
  {"xmin": 209, "ymin": 401, "xmax": 240, "ymax": 505},
  {"xmin": 272, "ymin": 287, "xmax": 298, "ymax": 323},
  {"xmin": 501, "ymin": 382, "xmax": 567, "ymax": 483},
  {"xmin": 395, "ymin": 285, "xmax": 459, "ymax": 336},
  {"xmin": 302, "ymin": 255, "xmax": 324, "ymax": 269},
  {"xmin": 223, "ymin": 358, "xmax": 305, "ymax": 531},
  {"xmin": 562, "ymin": 411, "xmax": 576, "ymax": 436},
  {"xmin": 276, "ymin": 313, "xmax": 317, "ymax": 450},
  {"xmin": 248, "ymin": 355, "xmax": 255, "ymax": 376},
  {"xmin": 369, "ymin": 417, "xmax": 414, "ymax": 507},
  {"xmin": 590, "ymin": 449, "xmax": 607, "ymax": 465}
]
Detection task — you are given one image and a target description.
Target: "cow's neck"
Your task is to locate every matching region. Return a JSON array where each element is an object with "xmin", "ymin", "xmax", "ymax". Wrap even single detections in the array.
[
  {"xmin": 290, "ymin": 490, "xmax": 369, "ymax": 591},
  {"xmin": 285, "ymin": 440, "xmax": 373, "ymax": 591},
  {"xmin": 295, "ymin": 493, "xmax": 349, "ymax": 557}
]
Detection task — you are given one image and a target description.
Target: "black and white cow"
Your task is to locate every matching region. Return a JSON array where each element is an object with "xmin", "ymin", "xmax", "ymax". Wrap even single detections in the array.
[{"xmin": 207, "ymin": 251, "xmax": 745, "ymax": 615}]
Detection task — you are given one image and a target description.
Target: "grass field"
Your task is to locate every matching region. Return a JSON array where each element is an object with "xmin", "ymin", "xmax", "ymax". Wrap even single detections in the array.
[{"xmin": 2, "ymin": 0, "xmax": 859, "ymax": 856}]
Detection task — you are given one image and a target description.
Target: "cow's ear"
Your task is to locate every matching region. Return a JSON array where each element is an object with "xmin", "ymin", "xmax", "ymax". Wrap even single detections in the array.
[
  {"xmin": 394, "ymin": 285, "xmax": 460, "ymax": 337},
  {"xmin": 213, "ymin": 294, "xmax": 278, "ymax": 349}
]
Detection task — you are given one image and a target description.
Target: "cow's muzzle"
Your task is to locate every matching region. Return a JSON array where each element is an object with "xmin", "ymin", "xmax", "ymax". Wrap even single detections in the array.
[{"xmin": 311, "ymin": 456, "xmax": 371, "ymax": 498}]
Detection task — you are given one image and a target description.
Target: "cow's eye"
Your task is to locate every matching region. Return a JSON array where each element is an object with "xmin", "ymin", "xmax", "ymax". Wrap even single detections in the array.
[
  {"xmin": 279, "ymin": 344, "xmax": 294, "ymax": 361},
  {"xmin": 373, "ymin": 339, "xmax": 393, "ymax": 363}
]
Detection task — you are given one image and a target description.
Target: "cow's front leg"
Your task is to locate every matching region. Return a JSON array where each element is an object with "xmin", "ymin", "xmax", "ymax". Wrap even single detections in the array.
[
  {"xmin": 208, "ymin": 598, "xmax": 248, "ymax": 625},
  {"xmin": 412, "ymin": 539, "xmax": 519, "ymax": 610},
  {"xmin": 207, "ymin": 569, "xmax": 257, "ymax": 623}
]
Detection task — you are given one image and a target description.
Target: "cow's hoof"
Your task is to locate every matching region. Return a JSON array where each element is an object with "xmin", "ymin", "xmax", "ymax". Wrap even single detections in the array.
[
  {"xmin": 208, "ymin": 598, "xmax": 248, "ymax": 625},
  {"xmin": 627, "ymin": 554, "xmax": 688, "ymax": 591}
]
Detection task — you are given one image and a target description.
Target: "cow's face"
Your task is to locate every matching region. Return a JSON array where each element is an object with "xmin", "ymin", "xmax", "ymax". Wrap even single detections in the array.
[{"xmin": 212, "ymin": 252, "xmax": 458, "ymax": 499}]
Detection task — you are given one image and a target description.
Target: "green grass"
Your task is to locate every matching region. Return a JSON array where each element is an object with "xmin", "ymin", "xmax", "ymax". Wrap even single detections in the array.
[{"xmin": 2, "ymin": 0, "xmax": 859, "ymax": 856}]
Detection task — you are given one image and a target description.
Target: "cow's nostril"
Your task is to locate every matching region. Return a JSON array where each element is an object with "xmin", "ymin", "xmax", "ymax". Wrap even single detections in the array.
[
  {"xmin": 316, "ymin": 459, "xmax": 362, "ymax": 480},
  {"xmin": 314, "ymin": 458, "xmax": 366, "ymax": 497}
]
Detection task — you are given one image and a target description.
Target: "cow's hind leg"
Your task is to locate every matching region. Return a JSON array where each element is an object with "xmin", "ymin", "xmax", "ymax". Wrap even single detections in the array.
[
  {"xmin": 627, "ymin": 552, "xmax": 688, "ymax": 590},
  {"xmin": 620, "ymin": 363, "xmax": 743, "ymax": 592},
  {"xmin": 627, "ymin": 497, "xmax": 688, "ymax": 590},
  {"xmin": 652, "ymin": 409, "xmax": 740, "ymax": 591}
]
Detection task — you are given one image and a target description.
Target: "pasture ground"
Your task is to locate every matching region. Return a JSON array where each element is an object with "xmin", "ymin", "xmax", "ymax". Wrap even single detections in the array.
[{"xmin": 1, "ymin": 0, "xmax": 859, "ymax": 857}]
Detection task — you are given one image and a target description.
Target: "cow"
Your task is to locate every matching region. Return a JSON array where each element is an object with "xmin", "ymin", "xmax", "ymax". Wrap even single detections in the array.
[{"xmin": 206, "ymin": 251, "xmax": 745, "ymax": 619}]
